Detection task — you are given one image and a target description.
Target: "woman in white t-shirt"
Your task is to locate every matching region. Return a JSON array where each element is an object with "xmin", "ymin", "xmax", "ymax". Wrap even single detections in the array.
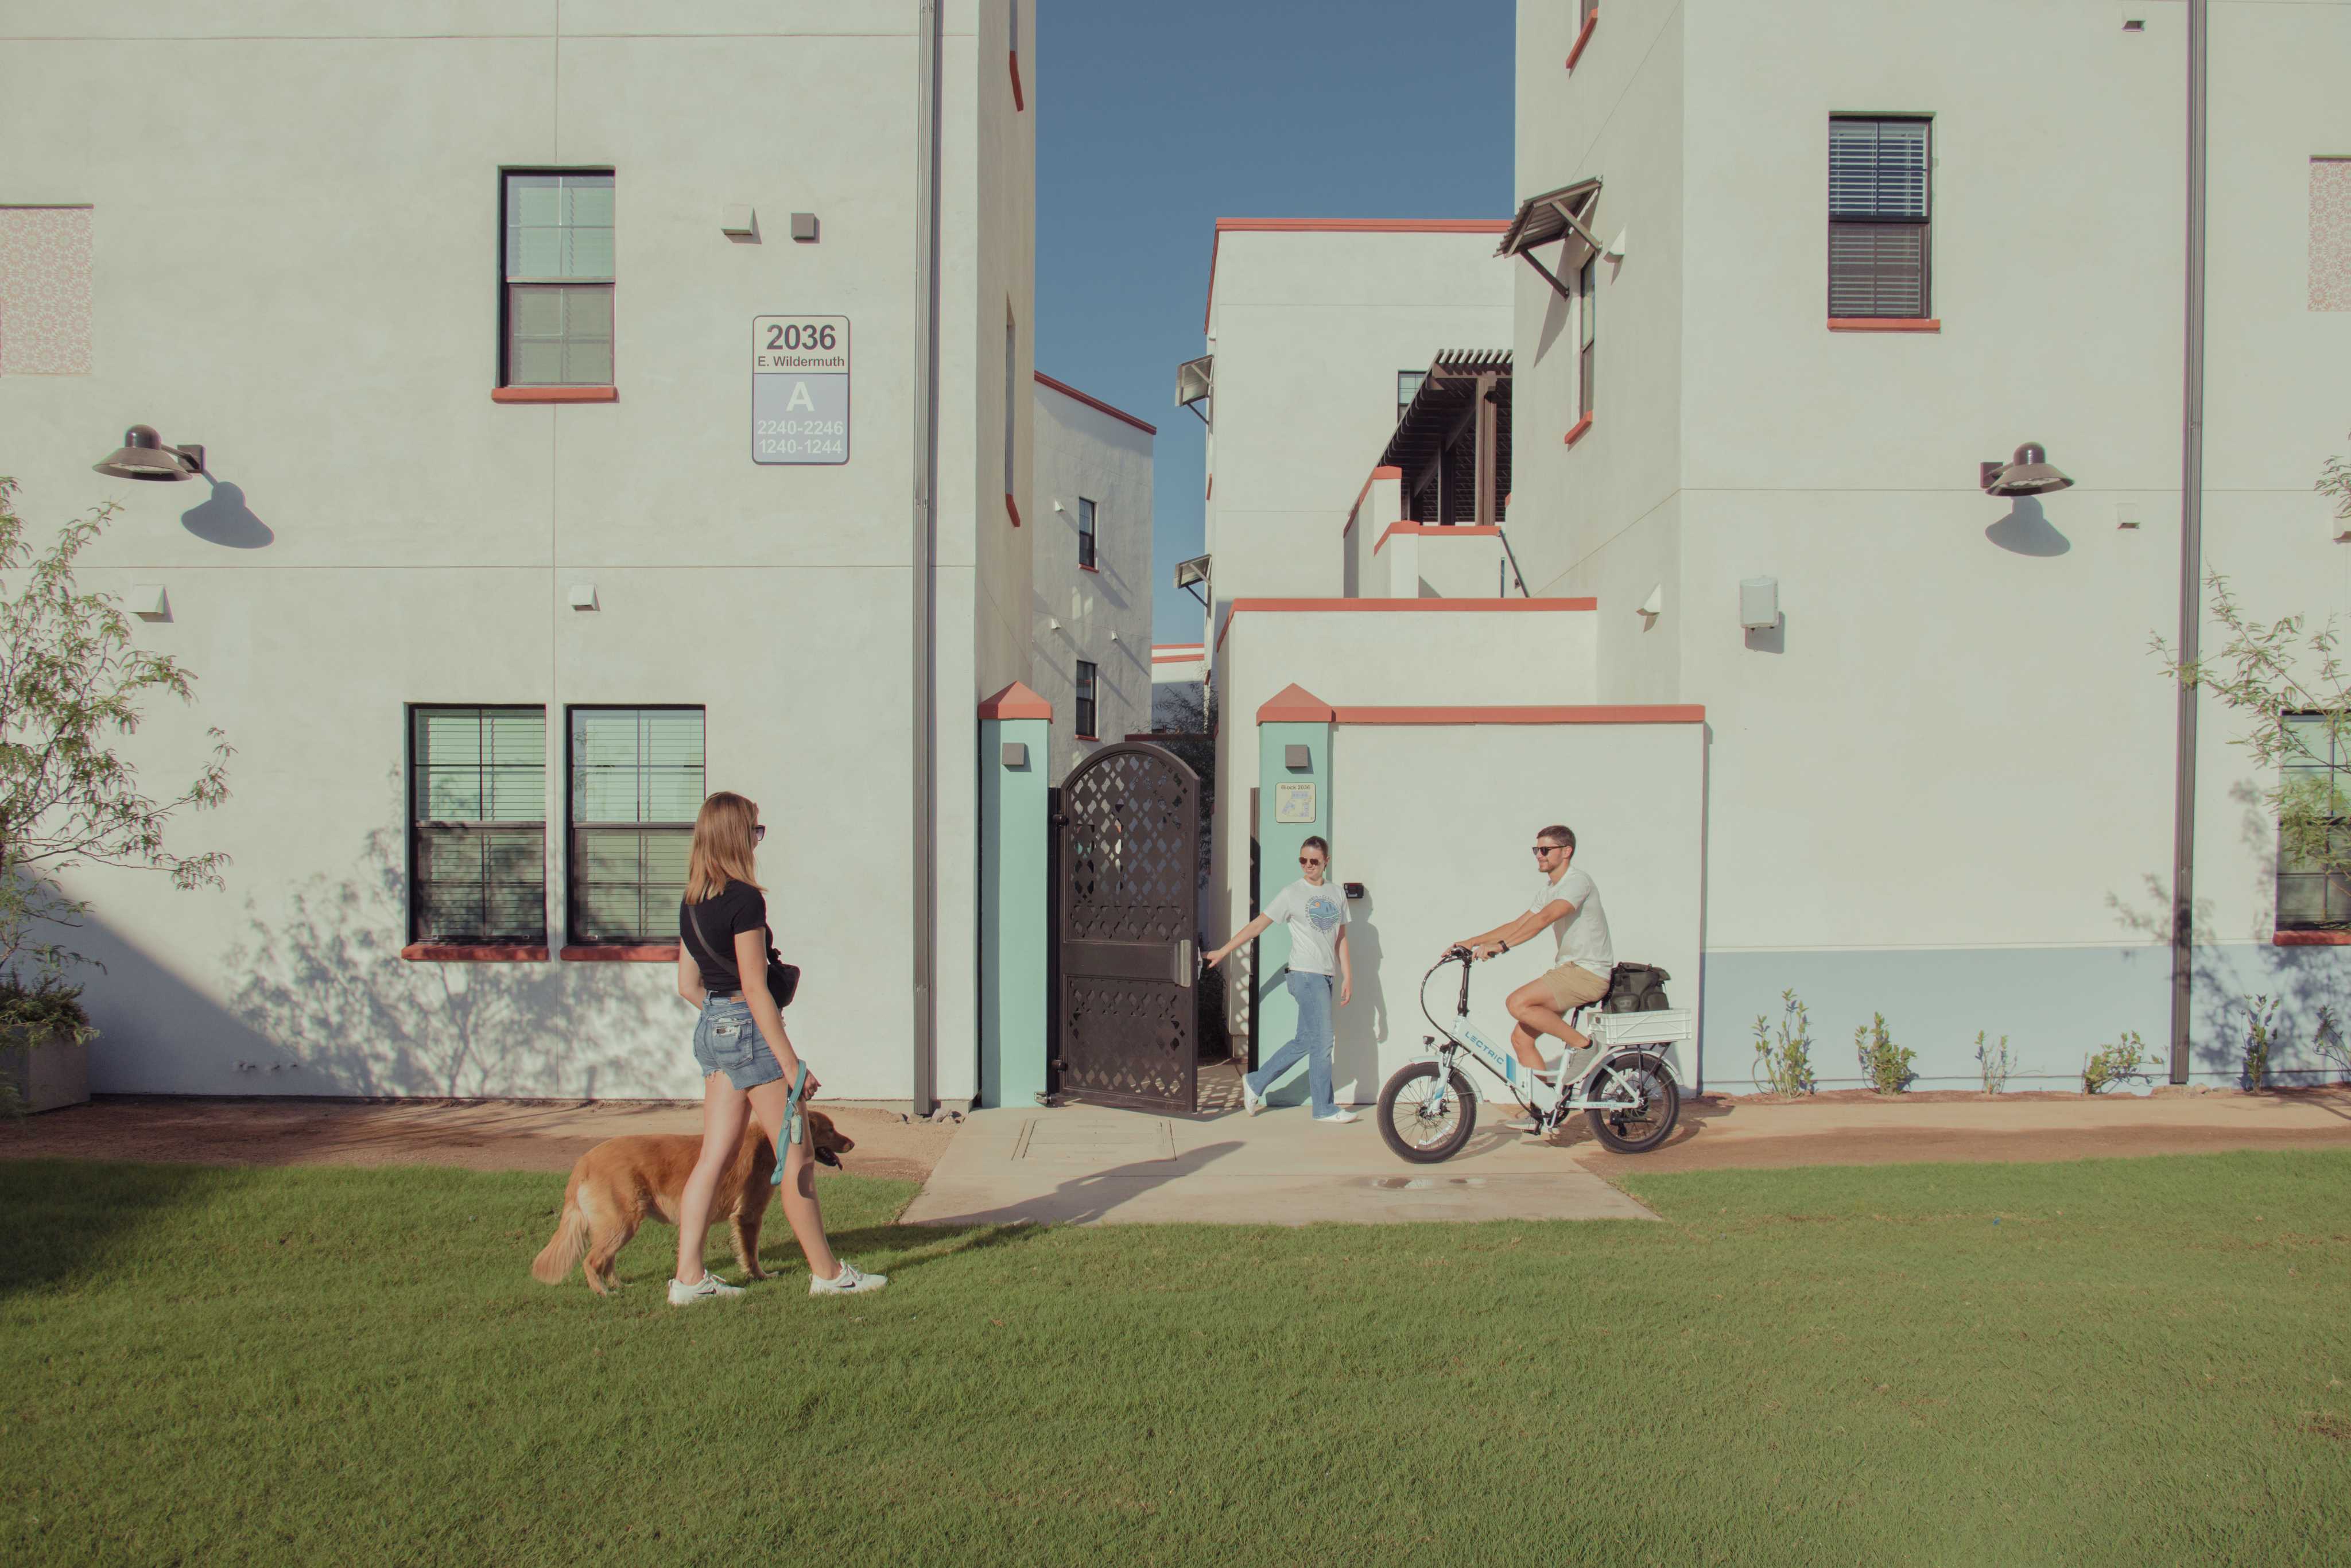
[{"xmin": 1204, "ymin": 835, "xmax": 1357, "ymax": 1123}]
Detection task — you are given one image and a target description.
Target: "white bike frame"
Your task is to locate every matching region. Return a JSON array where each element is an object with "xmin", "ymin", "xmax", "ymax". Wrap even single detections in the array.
[{"xmin": 1414, "ymin": 964, "xmax": 1657, "ymax": 1121}]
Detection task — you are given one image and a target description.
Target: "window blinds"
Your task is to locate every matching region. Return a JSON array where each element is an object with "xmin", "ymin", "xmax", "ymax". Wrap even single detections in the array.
[
  {"xmin": 412, "ymin": 707, "xmax": 546, "ymax": 944},
  {"xmin": 569, "ymin": 708, "xmax": 705, "ymax": 944},
  {"xmin": 1828, "ymin": 118, "xmax": 1931, "ymax": 319}
]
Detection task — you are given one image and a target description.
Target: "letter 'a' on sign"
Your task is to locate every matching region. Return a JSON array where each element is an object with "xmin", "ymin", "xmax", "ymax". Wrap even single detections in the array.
[{"xmin": 751, "ymin": 315, "xmax": 850, "ymax": 465}]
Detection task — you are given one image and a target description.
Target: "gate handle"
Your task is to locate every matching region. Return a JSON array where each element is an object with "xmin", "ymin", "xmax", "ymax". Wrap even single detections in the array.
[{"xmin": 1177, "ymin": 939, "xmax": 1194, "ymax": 988}]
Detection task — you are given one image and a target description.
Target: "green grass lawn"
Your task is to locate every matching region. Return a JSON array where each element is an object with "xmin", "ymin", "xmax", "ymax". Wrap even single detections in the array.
[{"xmin": 3, "ymin": 1151, "xmax": 2347, "ymax": 1567}]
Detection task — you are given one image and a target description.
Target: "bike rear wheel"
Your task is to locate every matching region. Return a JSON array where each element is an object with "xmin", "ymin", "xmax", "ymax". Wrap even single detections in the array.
[
  {"xmin": 1377, "ymin": 1060, "xmax": 1479, "ymax": 1164},
  {"xmin": 1583, "ymin": 1051, "xmax": 1680, "ymax": 1154}
]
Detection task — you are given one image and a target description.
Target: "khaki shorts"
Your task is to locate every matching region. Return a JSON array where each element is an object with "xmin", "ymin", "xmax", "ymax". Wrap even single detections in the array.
[{"xmin": 1538, "ymin": 962, "xmax": 1612, "ymax": 1014}]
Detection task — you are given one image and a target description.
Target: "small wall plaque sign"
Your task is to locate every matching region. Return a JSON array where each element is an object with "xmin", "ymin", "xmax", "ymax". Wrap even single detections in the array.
[{"xmin": 1274, "ymin": 782, "xmax": 1317, "ymax": 824}]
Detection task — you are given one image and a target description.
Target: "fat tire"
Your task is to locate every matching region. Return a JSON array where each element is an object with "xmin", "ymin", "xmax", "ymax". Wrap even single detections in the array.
[
  {"xmin": 1376, "ymin": 1061, "xmax": 1479, "ymax": 1164},
  {"xmin": 1584, "ymin": 1051, "xmax": 1681, "ymax": 1154}
]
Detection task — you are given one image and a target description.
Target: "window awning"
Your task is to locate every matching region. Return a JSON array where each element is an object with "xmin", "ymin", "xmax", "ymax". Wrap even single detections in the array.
[{"xmin": 1495, "ymin": 177, "xmax": 1603, "ymax": 298}]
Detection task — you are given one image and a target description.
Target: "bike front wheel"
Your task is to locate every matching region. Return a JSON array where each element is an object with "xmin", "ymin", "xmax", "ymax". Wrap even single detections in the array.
[
  {"xmin": 1584, "ymin": 1051, "xmax": 1680, "ymax": 1154},
  {"xmin": 1377, "ymin": 1060, "xmax": 1480, "ymax": 1164}
]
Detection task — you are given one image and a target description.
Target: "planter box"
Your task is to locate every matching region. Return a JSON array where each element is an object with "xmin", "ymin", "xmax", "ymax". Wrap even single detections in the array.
[{"xmin": 1, "ymin": 1030, "xmax": 90, "ymax": 1114}]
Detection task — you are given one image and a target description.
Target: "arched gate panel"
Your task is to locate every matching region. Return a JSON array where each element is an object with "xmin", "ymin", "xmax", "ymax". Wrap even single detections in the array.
[{"xmin": 1055, "ymin": 742, "xmax": 1200, "ymax": 1111}]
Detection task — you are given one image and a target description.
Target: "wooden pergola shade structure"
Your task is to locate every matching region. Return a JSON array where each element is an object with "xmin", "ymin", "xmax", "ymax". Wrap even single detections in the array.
[{"xmin": 1382, "ymin": 348, "xmax": 1511, "ymax": 529}]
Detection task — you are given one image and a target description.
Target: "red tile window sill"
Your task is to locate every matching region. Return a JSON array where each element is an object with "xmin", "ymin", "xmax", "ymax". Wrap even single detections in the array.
[
  {"xmin": 492, "ymin": 386, "xmax": 618, "ymax": 403},
  {"xmin": 1562, "ymin": 412, "xmax": 1595, "ymax": 447},
  {"xmin": 1078, "ymin": 561, "xmax": 1101, "ymax": 573},
  {"xmin": 561, "ymin": 944, "xmax": 682, "ymax": 962},
  {"xmin": 1010, "ymin": 51, "xmax": 1025, "ymax": 111},
  {"xmin": 1075, "ymin": 733, "xmax": 1100, "ymax": 742},
  {"xmin": 2274, "ymin": 930, "xmax": 2351, "ymax": 946},
  {"xmin": 1828, "ymin": 319, "xmax": 1940, "ymax": 333},
  {"xmin": 401, "ymin": 943, "xmax": 548, "ymax": 962},
  {"xmin": 1006, "ymin": 492, "xmax": 1023, "ymax": 528},
  {"xmin": 1565, "ymin": 14, "xmax": 1599, "ymax": 70}
]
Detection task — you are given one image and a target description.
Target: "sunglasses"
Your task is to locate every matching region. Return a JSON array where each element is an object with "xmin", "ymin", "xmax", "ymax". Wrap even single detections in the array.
[
  {"xmin": 754, "ymin": 825, "xmax": 767, "ymax": 843},
  {"xmin": 1299, "ymin": 856, "xmax": 1325, "ymax": 867},
  {"xmin": 1531, "ymin": 844, "xmax": 1563, "ymax": 856}
]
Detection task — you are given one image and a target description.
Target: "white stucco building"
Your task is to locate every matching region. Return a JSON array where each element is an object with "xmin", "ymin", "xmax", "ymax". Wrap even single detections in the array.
[
  {"xmin": 1204, "ymin": 1, "xmax": 2351, "ymax": 1093},
  {"xmin": 1, "ymin": 0, "xmax": 1039, "ymax": 1106},
  {"xmin": 1029, "ymin": 371, "xmax": 1154, "ymax": 779}
]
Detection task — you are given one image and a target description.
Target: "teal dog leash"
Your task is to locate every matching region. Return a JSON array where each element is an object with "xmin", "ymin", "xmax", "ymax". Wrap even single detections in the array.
[{"xmin": 772, "ymin": 1061, "xmax": 809, "ymax": 1186}]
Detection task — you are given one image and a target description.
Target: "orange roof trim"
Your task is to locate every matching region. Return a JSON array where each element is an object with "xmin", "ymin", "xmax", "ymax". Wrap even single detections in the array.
[
  {"xmin": 1035, "ymin": 370, "xmax": 1158, "ymax": 435},
  {"xmin": 979, "ymin": 681, "xmax": 1053, "ymax": 720},
  {"xmin": 1256, "ymin": 683, "xmax": 1336, "ymax": 724}
]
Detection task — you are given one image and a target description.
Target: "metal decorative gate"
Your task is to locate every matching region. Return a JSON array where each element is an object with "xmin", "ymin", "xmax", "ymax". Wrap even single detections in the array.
[{"xmin": 1054, "ymin": 741, "xmax": 1201, "ymax": 1111}]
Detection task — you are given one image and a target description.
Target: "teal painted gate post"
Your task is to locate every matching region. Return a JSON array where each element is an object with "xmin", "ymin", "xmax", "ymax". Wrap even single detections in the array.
[
  {"xmin": 979, "ymin": 682, "xmax": 1052, "ymax": 1108},
  {"xmin": 1252, "ymin": 684, "xmax": 1335, "ymax": 1107}
]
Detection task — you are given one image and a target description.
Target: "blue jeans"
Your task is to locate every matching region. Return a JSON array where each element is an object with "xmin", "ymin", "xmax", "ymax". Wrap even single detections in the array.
[{"xmin": 1248, "ymin": 970, "xmax": 1337, "ymax": 1117}]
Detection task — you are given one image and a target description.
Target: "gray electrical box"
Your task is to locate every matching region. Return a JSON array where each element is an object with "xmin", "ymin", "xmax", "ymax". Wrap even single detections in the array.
[
  {"xmin": 1739, "ymin": 577, "xmax": 1779, "ymax": 630},
  {"xmin": 1001, "ymin": 742, "xmax": 1028, "ymax": 769},
  {"xmin": 1284, "ymin": 744, "xmax": 1311, "ymax": 771}
]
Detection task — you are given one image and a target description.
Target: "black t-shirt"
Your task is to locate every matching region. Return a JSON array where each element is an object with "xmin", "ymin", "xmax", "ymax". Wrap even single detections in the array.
[{"xmin": 681, "ymin": 880, "xmax": 768, "ymax": 995}]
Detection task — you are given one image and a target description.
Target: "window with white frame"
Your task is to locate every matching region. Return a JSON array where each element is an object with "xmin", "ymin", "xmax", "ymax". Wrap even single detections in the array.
[
  {"xmin": 1074, "ymin": 661, "xmax": 1099, "ymax": 740},
  {"xmin": 2276, "ymin": 712, "xmax": 2351, "ymax": 930},
  {"xmin": 503, "ymin": 170, "xmax": 614, "ymax": 387},
  {"xmin": 410, "ymin": 707, "xmax": 546, "ymax": 944},
  {"xmin": 567, "ymin": 707, "xmax": 704, "ymax": 944},
  {"xmin": 1077, "ymin": 497, "xmax": 1098, "ymax": 569},
  {"xmin": 1828, "ymin": 117, "xmax": 1931, "ymax": 319}
]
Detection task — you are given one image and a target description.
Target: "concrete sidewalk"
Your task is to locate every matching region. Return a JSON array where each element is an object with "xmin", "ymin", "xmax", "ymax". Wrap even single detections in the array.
[{"xmin": 898, "ymin": 1096, "xmax": 1658, "ymax": 1227}]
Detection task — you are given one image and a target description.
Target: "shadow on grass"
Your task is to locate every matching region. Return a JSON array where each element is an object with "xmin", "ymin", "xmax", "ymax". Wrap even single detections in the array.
[{"xmin": 0, "ymin": 1158, "xmax": 255, "ymax": 1300}]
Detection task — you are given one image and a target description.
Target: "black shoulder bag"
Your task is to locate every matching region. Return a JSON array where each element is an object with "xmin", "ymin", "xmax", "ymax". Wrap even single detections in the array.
[{"xmin": 686, "ymin": 902, "xmax": 802, "ymax": 1011}]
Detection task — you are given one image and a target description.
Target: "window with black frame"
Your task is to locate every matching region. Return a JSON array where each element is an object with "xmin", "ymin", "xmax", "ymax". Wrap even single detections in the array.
[
  {"xmin": 1828, "ymin": 117, "xmax": 1931, "ymax": 319},
  {"xmin": 410, "ymin": 707, "xmax": 546, "ymax": 944},
  {"xmin": 1077, "ymin": 496, "xmax": 1097, "ymax": 568},
  {"xmin": 2276, "ymin": 712, "xmax": 2351, "ymax": 929},
  {"xmin": 568, "ymin": 707, "xmax": 704, "ymax": 944},
  {"xmin": 502, "ymin": 170, "xmax": 614, "ymax": 387},
  {"xmin": 1577, "ymin": 255, "xmax": 1597, "ymax": 417},
  {"xmin": 1075, "ymin": 661, "xmax": 1099, "ymax": 740}
]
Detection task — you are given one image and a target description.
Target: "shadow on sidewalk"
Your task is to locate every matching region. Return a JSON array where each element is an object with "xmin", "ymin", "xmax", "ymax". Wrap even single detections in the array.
[{"xmin": 906, "ymin": 1140, "xmax": 1242, "ymax": 1228}]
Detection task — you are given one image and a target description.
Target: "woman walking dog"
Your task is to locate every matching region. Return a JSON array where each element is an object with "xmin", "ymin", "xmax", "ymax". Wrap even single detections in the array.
[
  {"xmin": 1204, "ymin": 835, "xmax": 1357, "ymax": 1123},
  {"xmin": 668, "ymin": 791, "xmax": 884, "ymax": 1304}
]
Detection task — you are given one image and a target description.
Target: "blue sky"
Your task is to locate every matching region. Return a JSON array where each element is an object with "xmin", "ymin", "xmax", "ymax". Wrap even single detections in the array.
[{"xmin": 1033, "ymin": 1, "xmax": 1516, "ymax": 645}]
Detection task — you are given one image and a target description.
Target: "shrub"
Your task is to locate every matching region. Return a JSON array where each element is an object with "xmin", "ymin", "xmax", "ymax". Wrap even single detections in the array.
[
  {"xmin": 0, "ymin": 976, "xmax": 92, "ymax": 1117},
  {"xmin": 1751, "ymin": 989, "xmax": 1816, "ymax": 1096},
  {"xmin": 2241, "ymin": 994, "xmax": 2279, "ymax": 1090},
  {"xmin": 2319, "ymin": 1006, "xmax": 2350, "ymax": 1084},
  {"xmin": 2083, "ymin": 1031, "xmax": 2152, "ymax": 1095},
  {"xmin": 1974, "ymin": 1030, "xmax": 2014, "ymax": 1095},
  {"xmin": 1853, "ymin": 1013, "xmax": 1915, "ymax": 1095}
]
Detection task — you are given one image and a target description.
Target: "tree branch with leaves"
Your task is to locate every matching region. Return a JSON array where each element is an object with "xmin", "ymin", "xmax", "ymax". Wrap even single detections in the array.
[{"xmin": 0, "ymin": 475, "xmax": 232, "ymax": 1064}]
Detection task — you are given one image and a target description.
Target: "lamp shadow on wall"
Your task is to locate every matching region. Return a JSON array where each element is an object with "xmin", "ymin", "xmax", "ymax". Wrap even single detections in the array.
[
  {"xmin": 1984, "ymin": 496, "xmax": 2070, "ymax": 557},
  {"xmin": 180, "ymin": 475, "xmax": 274, "ymax": 549}
]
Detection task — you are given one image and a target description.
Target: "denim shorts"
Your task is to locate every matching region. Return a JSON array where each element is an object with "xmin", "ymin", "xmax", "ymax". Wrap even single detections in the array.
[{"xmin": 691, "ymin": 995, "xmax": 787, "ymax": 1091}]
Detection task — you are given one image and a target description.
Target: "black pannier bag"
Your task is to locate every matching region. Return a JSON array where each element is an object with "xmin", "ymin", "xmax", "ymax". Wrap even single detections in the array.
[{"xmin": 1601, "ymin": 962, "xmax": 1672, "ymax": 1013}]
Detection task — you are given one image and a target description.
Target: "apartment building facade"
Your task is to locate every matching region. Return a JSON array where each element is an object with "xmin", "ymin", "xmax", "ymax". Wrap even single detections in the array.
[
  {"xmin": 1030, "ymin": 372, "xmax": 1154, "ymax": 780},
  {"xmin": 1, "ymin": 0, "xmax": 1037, "ymax": 1105},
  {"xmin": 1202, "ymin": 1, "xmax": 2351, "ymax": 1093}
]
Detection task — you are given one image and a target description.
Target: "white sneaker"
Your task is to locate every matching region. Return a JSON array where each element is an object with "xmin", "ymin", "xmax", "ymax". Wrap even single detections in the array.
[
  {"xmin": 1241, "ymin": 1081, "xmax": 1266, "ymax": 1116},
  {"xmin": 1312, "ymin": 1108, "xmax": 1360, "ymax": 1125},
  {"xmin": 668, "ymin": 1272, "xmax": 746, "ymax": 1307},
  {"xmin": 810, "ymin": 1259, "xmax": 889, "ymax": 1297}
]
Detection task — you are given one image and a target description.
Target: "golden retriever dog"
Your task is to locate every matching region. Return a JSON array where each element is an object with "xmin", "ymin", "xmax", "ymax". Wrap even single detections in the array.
[{"xmin": 531, "ymin": 1111, "xmax": 852, "ymax": 1294}]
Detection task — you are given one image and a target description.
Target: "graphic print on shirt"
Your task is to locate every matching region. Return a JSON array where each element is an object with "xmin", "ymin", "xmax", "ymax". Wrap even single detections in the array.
[{"xmin": 1304, "ymin": 893, "xmax": 1342, "ymax": 934}]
